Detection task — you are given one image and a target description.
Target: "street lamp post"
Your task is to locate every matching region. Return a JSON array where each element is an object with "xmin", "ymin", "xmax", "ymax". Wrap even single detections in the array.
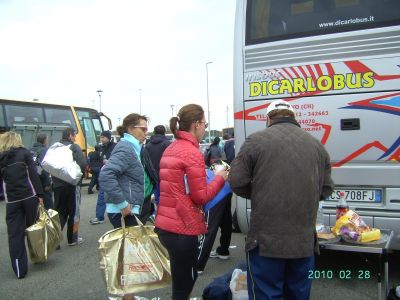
[
  {"xmin": 138, "ymin": 89, "xmax": 142, "ymax": 114},
  {"xmin": 96, "ymin": 90, "xmax": 103, "ymax": 112},
  {"xmin": 226, "ymin": 105, "xmax": 229, "ymax": 127},
  {"xmin": 206, "ymin": 61, "xmax": 213, "ymax": 143},
  {"xmin": 170, "ymin": 105, "xmax": 175, "ymax": 118}
]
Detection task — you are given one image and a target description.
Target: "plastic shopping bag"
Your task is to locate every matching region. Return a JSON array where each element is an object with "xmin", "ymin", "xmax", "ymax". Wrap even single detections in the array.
[
  {"xmin": 229, "ymin": 269, "xmax": 248, "ymax": 300},
  {"xmin": 41, "ymin": 142, "xmax": 82, "ymax": 185},
  {"xmin": 98, "ymin": 217, "xmax": 171, "ymax": 296}
]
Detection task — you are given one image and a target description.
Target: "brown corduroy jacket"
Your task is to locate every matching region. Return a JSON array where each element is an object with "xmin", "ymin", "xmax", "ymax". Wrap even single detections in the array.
[{"xmin": 229, "ymin": 117, "xmax": 334, "ymax": 258}]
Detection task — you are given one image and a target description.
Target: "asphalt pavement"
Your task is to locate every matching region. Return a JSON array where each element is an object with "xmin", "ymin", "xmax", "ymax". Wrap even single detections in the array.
[{"xmin": 0, "ymin": 190, "xmax": 399, "ymax": 300}]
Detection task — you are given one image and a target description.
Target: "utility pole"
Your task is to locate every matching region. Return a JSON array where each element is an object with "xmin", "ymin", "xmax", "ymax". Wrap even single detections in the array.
[
  {"xmin": 206, "ymin": 61, "xmax": 213, "ymax": 143},
  {"xmin": 96, "ymin": 90, "xmax": 103, "ymax": 112},
  {"xmin": 138, "ymin": 89, "xmax": 142, "ymax": 114},
  {"xmin": 226, "ymin": 105, "xmax": 229, "ymax": 127}
]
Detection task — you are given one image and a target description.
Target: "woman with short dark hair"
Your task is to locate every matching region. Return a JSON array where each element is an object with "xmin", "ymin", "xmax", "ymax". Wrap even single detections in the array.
[{"xmin": 100, "ymin": 113, "xmax": 158, "ymax": 229}]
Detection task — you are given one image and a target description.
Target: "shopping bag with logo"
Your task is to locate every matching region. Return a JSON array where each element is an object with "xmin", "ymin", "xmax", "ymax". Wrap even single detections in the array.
[
  {"xmin": 26, "ymin": 203, "xmax": 63, "ymax": 263},
  {"xmin": 98, "ymin": 216, "xmax": 171, "ymax": 296},
  {"xmin": 41, "ymin": 142, "xmax": 82, "ymax": 185}
]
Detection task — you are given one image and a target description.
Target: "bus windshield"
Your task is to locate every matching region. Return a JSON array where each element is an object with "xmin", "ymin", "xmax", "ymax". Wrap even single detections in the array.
[{"xmin": 246, "ymin": 0, "xmax": 400, "ymax": 44}]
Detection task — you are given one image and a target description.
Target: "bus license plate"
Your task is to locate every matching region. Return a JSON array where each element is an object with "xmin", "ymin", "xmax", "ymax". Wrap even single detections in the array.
[{"xmin": 328, "ymin": 189, "xmax": 381, "ymax": 203}]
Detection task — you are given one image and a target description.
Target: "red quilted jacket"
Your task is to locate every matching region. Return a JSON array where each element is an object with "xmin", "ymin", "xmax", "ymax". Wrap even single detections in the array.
[{"xmin": 155, "ymin": 131, "xmax": 225, "ymax": 235}]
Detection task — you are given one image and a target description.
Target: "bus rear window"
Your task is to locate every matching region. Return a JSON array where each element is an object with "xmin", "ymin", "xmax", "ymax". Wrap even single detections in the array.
[{"xmin": 246, "ymin": 0, "xmax": 400, "ymax": 45}]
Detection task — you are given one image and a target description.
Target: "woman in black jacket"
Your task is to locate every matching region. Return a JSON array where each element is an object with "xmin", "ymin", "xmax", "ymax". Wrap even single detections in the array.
[
  {"xmin": 0, "ymin": 131, "xmax": 44, "ymax": 279},
  {"xmin": 205, "ymin": 136, "xmax": 223, "ymax": 167}
]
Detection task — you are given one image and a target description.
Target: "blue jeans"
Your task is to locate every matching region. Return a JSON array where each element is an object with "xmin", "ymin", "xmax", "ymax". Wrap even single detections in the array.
[
  {"xmin": 95, "ymin": 189, "xmax": 106, "ymax": 221},
  {"xmin": 247, "ymin": 247, "xmax": 314, "ymax": 300}
]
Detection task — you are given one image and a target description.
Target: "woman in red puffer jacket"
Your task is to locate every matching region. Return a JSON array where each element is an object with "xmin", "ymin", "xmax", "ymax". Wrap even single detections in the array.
[{"xmin": 155, "ymin": 104, "xmax": 228, "ymax": 300}]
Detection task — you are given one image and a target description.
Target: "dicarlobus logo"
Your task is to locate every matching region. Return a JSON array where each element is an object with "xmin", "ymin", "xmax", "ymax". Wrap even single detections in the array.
[{"xmin": 319, "ymin": 16, "xmax": 375, "ymax": 28}]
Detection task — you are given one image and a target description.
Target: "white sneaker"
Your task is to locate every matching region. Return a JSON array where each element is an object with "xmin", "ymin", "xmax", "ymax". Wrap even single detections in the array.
[
  {"xmin": 90, "ymin": 217, "xmax": 105, "ymax": 225},
  {"xmin": 68, "ymin": 237, "xmax": 84, "ymax": 246},
  {"xmin": 209, "ymin": 250, "xmax": 218, "ymax": 258},
  {"xmin": 209, "ymin": 249, "xmax": 230, "ymax": 260}
]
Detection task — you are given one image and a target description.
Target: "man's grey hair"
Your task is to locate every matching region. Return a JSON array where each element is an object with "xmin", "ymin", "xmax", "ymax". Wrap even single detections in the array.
[{"xmin": 37, "ymin": 132, "xmax": 48, "ymax": 144}]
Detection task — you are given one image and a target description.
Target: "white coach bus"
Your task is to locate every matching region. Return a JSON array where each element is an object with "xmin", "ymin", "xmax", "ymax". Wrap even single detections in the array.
[{"xmin": 233, "ymin": 0, "xmax": 400, "ymax": 237}]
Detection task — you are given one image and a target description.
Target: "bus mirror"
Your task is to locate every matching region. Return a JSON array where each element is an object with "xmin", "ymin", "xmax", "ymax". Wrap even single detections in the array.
[{"xmin": 98, "ymin": 112, "xmax": 112, "ymax": 130}]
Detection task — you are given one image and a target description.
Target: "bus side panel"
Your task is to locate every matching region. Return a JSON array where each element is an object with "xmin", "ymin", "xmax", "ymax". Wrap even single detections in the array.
[
  {"xmin": 235, "ymin": 97, "xmax": 400, "ymax": 234},
  {"xmin": 239, "ymin": 92, "xmax": 400, "ymax": 186},
  {"xmin": 244, "ymin": 57, "xmax": 400, "ymax": 100}
]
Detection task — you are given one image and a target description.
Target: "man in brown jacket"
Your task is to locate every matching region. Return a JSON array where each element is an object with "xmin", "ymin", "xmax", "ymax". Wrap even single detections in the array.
[{"xmin": 229, "ymin": 100, "xmax": 334, "ymax": 300}]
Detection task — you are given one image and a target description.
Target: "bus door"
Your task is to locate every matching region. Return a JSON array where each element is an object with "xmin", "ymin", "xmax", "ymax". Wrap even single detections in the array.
[{"xmin": 81, "ymin": 117, "xmax": 99, "ymax": 153}]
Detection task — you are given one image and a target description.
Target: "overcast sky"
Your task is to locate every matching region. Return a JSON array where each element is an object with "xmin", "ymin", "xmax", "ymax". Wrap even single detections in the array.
[{"xmin": 0, "ymin": 0, "xmax": 236, "ymax": 131}]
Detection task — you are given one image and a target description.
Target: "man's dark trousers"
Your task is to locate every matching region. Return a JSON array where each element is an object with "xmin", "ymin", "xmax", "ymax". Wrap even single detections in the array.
[
  {"xmin": 197, "ymin": 195, "xmax": 231, "ymax": 271},
  {"xmin": 54, "ymin": 185, "xmax": 76, "ymax": 244}
]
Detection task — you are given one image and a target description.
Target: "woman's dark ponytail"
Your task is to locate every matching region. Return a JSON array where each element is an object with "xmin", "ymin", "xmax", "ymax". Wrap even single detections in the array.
[
  {"xmin": 170, "ymin": 117, "xmax": 179, "ymax": 138},
  {"xmin": 171, "ymin": 104, "xmax": 204, "ymax": 139},
  {"xmin": 116, "ymin": 125, "xmax": 125, "ymax": 137}
]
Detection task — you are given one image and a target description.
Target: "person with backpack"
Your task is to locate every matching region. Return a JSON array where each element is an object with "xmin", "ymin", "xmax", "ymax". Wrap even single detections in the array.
[
  {"xmin": 0, "ymin": 131, "xmax": 44, "ymax": 279},
  {"xmin": 30, "ymin": 132, "xmax": 53, "ymax": 209},
  {"xmin": 52, "ymin": 128, "xmax": 86, "ymax": 246}
]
